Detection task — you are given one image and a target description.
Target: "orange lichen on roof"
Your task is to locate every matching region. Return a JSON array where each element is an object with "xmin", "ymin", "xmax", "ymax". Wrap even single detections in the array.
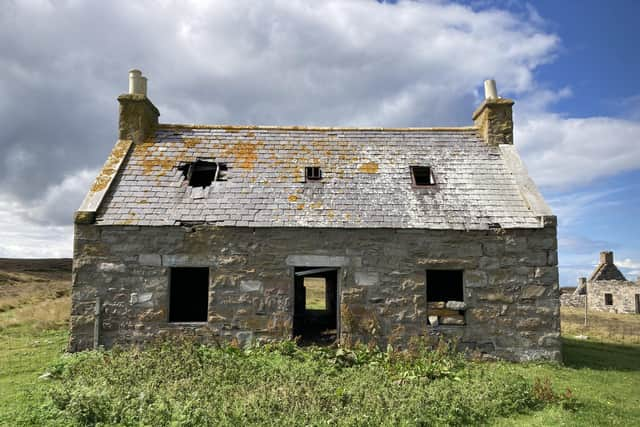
[
  {"xmin": 310, "ymin": 201, "xmax": 322, "ymax": 209},
  {"xmin": 183, "ymin": 138, "xmax": 200, "ymax": 149},
  {"xmin": 358, "ymin": 161, "xmax": 379, "ymax": 174},
  {"xmin": 223, "ymin": 141, "xmax": 264, "ymax": 170},
  {"xmin": 296, "ymin": 203, "xmax": 305, "ymax": 210},
  {"xmin": 133, "ymin": 139, "xmax": 183, "ymax": 175},
  {"xmin": 90, "ymin": 140, "xmax": 131, "ymax": 192},
  {"xmin": 288, "ymin": 195, "xmax": 298, "ymax": 202}
]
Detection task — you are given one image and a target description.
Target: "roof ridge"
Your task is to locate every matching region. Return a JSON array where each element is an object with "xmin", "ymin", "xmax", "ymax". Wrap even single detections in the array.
[{"xmin": 157, "ymin": 123, "xmax": 479, "ymax": 132}]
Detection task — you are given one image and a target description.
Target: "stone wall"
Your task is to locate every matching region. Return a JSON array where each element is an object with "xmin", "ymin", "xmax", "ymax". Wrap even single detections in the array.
[
  {"xmin": 560, "ymin": 293, "xmax": 586, "ymax": 309},
  {"xmin": 70, "ymin": 221, "xmax": 560, "ymax": 361},
  {"xmin": 587, "ymin": 280, "xmax": 640, "ymax": 314}
]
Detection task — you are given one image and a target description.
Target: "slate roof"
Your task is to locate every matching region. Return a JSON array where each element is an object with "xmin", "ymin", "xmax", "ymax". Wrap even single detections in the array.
[
  {"xmin": 589, "ymin": 261, "xmax": 627, "ymax": 282},
  {"xmin": 94, "ymin": 124, "xmax": 544, "ymax": 229}
]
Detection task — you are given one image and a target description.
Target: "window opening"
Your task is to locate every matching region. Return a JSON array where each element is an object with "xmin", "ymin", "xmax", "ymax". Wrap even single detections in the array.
[
  {"xmin": 426, "ymin": 269, "xmax": 465, "ymax": 326},
  {"xmin": 604, "ymin": 293, "xmax": 613, "ymax": 306},
  {"xmin": 305, "ymin": 166, "xmax": 322, "ymax": 181},
  {"xmin": 169, "ymin": 267, "xmax": 209, "ymax": 322},
  {"xmin": 411, "ymin": 166, "xmax": 434, "ymax": 186},
  {"xmin": 179, "ymin": 160, "xmax": 227, "ymax": 187}
]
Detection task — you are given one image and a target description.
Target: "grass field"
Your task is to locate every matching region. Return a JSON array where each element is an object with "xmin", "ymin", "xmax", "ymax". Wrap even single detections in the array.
[
  {"xmin": 304, "ymin": 277, "xmax": 327, "ymax": 310},
  {"xmin": 1, "ymin": 261, "xmax": 639, "ymax": 425}
]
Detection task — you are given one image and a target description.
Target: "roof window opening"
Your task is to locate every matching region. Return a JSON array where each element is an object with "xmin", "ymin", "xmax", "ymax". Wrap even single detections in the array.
[
  {"xmin": 305, "ymin": 166, "xmax": 322, "ymax": 181},
  {"xmin": 411, "ymin": 166, "xmax": 435, "ymax": 186},
  {"xmin": 179, "ymin": 160, "xmax": 227, "ymax": 188}
]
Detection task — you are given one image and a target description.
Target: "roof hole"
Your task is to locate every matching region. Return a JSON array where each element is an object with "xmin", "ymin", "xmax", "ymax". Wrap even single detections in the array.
[
  {"xmin": 179, "ymin": 160, "xmax": 227, "ymax": 187},
  {"xmin": 411, "ymin": 166, "xmax": 434, "ymax": 186}
]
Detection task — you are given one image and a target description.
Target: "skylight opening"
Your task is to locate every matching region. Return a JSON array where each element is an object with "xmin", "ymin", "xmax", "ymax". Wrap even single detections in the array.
[
  {"xmin": 411, "ymin": 166, "xmax": 435, "ymax": 186},
  {"xmin": 305, "ymin": 166, "xmax": 322, "ymax": 181}
]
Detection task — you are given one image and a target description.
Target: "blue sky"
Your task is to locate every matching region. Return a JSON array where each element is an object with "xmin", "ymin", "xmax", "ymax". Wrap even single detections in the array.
[
  {"xmin": 0, "ymin": 0, "xmax": 638, "ymax": 285},
  {"xmin": 497, "ymin": 0, "xmax": 640, "ymax": 283}
]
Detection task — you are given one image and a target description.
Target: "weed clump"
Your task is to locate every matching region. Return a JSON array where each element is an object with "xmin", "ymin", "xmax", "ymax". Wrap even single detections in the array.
[{"xmin": 28, "ymin": 338, "xmax": 572, "ymax": 426}]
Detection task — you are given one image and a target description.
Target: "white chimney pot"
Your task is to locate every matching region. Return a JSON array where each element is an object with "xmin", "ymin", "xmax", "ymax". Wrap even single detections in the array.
[
  {"xmin": 140, "ymin": 76, "xmax": 147, "ymax": 96},
  {"xmin": 128, "ymin": 69, "xmax": 146, "ymax": 96},
  {"xmin": 484, "ymin": 79, "xmax": 498, "ymax": 100}
]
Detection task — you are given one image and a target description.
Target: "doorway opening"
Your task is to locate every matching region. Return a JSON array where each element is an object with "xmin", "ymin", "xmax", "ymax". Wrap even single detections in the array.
[
  {"xmin": 293, "ymin": 267, "xmax": 338, "ymax": 345},
  {"xmin": 635, "ymin": 294, "xmax": 639, "ymax": 314}
]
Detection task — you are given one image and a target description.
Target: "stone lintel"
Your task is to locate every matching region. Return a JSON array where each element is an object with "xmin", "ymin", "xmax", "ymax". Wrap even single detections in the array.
[{"xmin": 285, "ymin": 255, "xmax": 349, "ymax": 267}]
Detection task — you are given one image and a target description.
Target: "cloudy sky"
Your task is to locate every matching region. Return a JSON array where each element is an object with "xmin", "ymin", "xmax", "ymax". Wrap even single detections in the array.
[{"xmin": 1, "ymin": 0, "xmax": 639, "ymax": 285}]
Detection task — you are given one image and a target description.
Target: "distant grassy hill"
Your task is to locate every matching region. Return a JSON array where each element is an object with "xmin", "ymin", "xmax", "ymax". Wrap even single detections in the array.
[{"xmin": 0, "ymin": 258, "xmax": 71, "ymax": 330}]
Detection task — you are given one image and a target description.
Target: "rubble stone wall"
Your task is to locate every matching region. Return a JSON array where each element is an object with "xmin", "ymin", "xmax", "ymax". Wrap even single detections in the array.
[
  {"xmin": 70, "ymin": 222, "xmax": 560, "ymax": 361},
  {"xmin": 560, "ymin": 293, "xmax": 586, "ymax": 308},
  {"xmin": 587, "ymin": 280, "xmax": 640, "ymax": 314}
]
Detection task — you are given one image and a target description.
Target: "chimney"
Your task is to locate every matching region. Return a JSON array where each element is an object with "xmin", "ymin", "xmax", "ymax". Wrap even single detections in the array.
[
  {"xmin": 117, "ymin": 69, "xmax": 159, "ymax": 143},
  {"xmin": 600, "ymin": 251, "xmax": 614, "ymax": 265},
  {"xmin": 472, "ymin": 79, "xmax": 514, "ymax": 145}
]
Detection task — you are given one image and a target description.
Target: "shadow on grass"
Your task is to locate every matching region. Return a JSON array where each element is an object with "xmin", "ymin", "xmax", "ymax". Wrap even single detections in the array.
[{"xmin": 563, "ymin": 337, "xmax": 640, "ymax": 371}]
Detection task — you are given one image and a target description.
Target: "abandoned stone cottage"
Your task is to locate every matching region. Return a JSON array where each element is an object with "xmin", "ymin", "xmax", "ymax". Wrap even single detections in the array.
[
  {"xmin": 70, "ymin": 71, "xmax": 560, "ymax": 361},
  {"xmin": 561, "ymin": 251, "xmax": 640, "ymax": 314}
]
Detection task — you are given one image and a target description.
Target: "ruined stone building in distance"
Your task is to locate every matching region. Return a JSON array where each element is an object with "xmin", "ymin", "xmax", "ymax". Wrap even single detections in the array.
[
  {"xmin": 70, "ymin": 70, "xmax": 560, "ymax": 361},
  {"xmin": 562, "ymin": 251, "xmax": 640, "ymax": 314}
]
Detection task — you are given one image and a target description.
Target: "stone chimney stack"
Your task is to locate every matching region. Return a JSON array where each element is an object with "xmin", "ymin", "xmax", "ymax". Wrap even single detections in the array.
[
  {"xmin": 600, "ymin": 251, "xmax": 614, "ymax": 265},
  {"xmin": 117, "ymin": 69, "xmax": 159, "ymax": 143},
  {"xmin": 472, "ymin": 79, "xmax": 514, "ymax": 145}
]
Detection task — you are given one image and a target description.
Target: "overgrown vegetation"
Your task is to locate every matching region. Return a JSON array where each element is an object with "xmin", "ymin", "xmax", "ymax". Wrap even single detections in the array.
[{"xmin": 19, "ymin": 338, "xmax": 569, "ymax": 426}]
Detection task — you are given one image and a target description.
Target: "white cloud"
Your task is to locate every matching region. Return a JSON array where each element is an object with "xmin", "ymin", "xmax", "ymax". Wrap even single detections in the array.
[
  {"xmin": 617, "ymin": 258, "xmax": 640, "ymax": 279},
  {"xmin": 0, "ymin": 197, "xmax": 73, "ymax": 258},
  {"xmin": 516, "ymin": 113, "xmax": 640, "ymax": 189},
  {"xmin": 24, "ymin": 169, "xmax": 97, "ymax": 226},
  {"xmin": 618, "ymin": 258, "xmax": 640, "ymax": 269},
  {"xmin": 0, "ymin": 169, "xmax": 95, "ymax": 257}
]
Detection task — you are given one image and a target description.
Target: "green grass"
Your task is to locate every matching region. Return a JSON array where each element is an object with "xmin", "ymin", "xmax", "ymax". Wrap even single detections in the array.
[
  {"xmin": 494, "ymin": 338, "xmax": 640, "ymax": 426},
  {"xmin": 0, "ymin": 324, "xmax": 68, "ymax": 426},
  {"xmin": 304, "ymin": 277, "xmax": 326, "ymax": 310}
]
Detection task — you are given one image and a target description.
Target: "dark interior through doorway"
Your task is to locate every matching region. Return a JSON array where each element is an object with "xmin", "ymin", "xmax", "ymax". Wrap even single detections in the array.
[{"xmin": 293, "ymin": 267, "xmax": 338, "ymax": 344}]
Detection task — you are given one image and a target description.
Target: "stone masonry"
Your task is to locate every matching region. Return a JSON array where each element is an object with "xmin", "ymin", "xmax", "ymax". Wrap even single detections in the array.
[
  {"xmin": 70, "ymin": 222, "xmax": 560, "ymax": 361},
  {"xmin": 588, "ymin": 280, "xmax": 640, "ymax": 314}
]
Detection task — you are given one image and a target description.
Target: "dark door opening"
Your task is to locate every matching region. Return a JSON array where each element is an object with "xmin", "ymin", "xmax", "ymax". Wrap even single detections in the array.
[
  {"xmin": 635, "ymin": 294, "xmax": 640, "ymax": 314},
  {"xmin": 293, "ymin": 267, "xmax": 338, "ymax": 345}
]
